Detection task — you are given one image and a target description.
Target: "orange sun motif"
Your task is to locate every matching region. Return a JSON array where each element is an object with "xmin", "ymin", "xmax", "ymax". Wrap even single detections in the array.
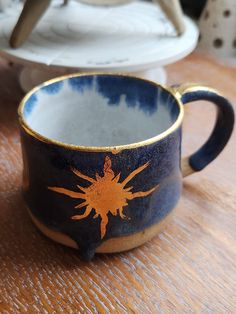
[{"xmin": 48, "ymin": 156, "xmax": 158, "ymax": 239}]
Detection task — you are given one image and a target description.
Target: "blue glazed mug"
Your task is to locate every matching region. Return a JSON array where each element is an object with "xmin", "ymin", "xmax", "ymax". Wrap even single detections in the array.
[{"xmin": 18, "ymin": 74, "xmax": 234, "ymax": 260}]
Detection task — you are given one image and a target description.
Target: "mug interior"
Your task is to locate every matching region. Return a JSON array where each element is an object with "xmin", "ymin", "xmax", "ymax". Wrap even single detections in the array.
[{"xmin": 21, "ymin": 75, "xmax": 180, "ymax": 147}]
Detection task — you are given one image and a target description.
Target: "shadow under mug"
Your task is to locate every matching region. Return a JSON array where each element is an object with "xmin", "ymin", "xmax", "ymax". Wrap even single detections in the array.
[{"xmin": 18, "ymin": 74, "xmax": 234, "ymax": 260}]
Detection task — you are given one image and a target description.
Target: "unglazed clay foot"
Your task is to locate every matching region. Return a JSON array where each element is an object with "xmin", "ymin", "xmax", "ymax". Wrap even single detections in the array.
[{"xmin": 29, "ymin": 210, "xmax": 173, "ymax": 254}]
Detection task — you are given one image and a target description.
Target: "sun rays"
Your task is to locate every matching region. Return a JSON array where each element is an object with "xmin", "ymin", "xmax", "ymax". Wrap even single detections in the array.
[{"xmin": 48, "ymin": 156, "xmax": 158, "ymax": 238}]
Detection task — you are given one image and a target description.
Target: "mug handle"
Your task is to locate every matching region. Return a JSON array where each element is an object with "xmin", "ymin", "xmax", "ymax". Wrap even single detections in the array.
[{"xmin": 171, "ymin": 84, "xmax": 235, "ymax": 177}]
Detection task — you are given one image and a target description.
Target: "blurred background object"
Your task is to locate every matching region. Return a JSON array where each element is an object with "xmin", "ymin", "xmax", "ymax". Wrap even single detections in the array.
[
  {"xmin": 0, "ymin": 0, "xmax": 10, "ymax": 11},
  {"xmin": 180, "ymin": 0, "xmax": 207, "ymax": 18},
  {"xmin": 0, "ymin": 0, "xmax": 198, "ymax": 91},
  {"xmin": 10, "ymin": 0, "xmax": 56, "ymax": 48},
  {"xmin": 145, "ymin": 0, "xmax": 207, "ymax": 19},
  {"xmin": 198, "ymin": 0, "xmax": 236, "ymax": 65},
  {"xmin": 10, "ymin": 0, "xmax": 186, "ymax": 48},
  {"xmin": 156, "ymin": 0, "xmax": 185, "ymax": 35},
  {"xmin": 0, "ymin": 0, "xmax": 17, "ymax": 11}
]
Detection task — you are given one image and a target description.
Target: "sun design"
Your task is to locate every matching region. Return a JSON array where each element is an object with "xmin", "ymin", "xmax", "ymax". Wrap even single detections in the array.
[{"xmin": 48, "ymin": 156, "xmax": 158, "ymax": 239}]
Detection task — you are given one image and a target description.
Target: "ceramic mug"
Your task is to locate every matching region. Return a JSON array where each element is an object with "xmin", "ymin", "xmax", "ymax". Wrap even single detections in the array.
[{"xmin": 18, "ymin": 74, "xmax": 234, "ymax": 260}]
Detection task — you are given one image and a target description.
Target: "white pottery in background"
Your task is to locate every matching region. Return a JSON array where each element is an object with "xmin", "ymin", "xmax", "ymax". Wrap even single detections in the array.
[
  {"xmin": 0, "ymin": 0, "xmax": 198, "ymax": 91},
  {"xmin": 198, "ymin": 0, "xmax": 236, "ymax": 65},
  {"xmin": 0, "ymin": 0, "xmax": 13, "ymax": 11},
  {"xmin": 18, "ymin": 67, "xmax": 168, "ymax": 93},
  {"xmin": 78, "ymin": 0, "xmax": 134, "ymax": 5}
]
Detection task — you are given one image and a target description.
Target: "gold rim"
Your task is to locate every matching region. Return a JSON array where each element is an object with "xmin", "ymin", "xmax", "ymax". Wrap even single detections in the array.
[{"xmin": 18, "ymin": 72, "xmax": 184, "ymax": 152}]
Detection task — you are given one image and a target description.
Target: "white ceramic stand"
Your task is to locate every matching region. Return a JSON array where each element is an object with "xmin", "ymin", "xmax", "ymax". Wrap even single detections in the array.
[
  {"xmin": 19, "ymin": 66, "xmax": 167, "ymax": 92},
  {"xmin": 0, "ymin": 0, "xmax": 198, "ymax": 91}
]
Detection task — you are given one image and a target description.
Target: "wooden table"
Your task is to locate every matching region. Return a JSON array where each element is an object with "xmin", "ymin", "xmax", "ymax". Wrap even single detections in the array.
[{"xmin": 0, "ymin": 53, "xmax": 235, "ymax": 313}]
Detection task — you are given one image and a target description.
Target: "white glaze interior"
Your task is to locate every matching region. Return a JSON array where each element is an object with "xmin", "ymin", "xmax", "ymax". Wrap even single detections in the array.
[{"xmin": 25, "ymin": 79, "xmax": 178, "ymax": 147}]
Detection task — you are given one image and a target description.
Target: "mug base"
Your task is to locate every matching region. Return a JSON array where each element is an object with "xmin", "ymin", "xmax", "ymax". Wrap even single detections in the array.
[{"xmin": 28, "ymin": 210, "xmax": 173, "ymax": 253}]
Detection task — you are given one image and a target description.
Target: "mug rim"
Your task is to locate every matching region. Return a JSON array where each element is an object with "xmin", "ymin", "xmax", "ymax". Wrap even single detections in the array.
[{"xmin": 18, "ymin": 72, "xmax": 184, "ymax": 152}]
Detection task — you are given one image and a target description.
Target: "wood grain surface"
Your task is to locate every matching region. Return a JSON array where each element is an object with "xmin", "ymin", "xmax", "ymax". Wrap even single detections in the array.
[{"xmin": 0, "ymin": 53, "xmax": 235, "ymax": 313}]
